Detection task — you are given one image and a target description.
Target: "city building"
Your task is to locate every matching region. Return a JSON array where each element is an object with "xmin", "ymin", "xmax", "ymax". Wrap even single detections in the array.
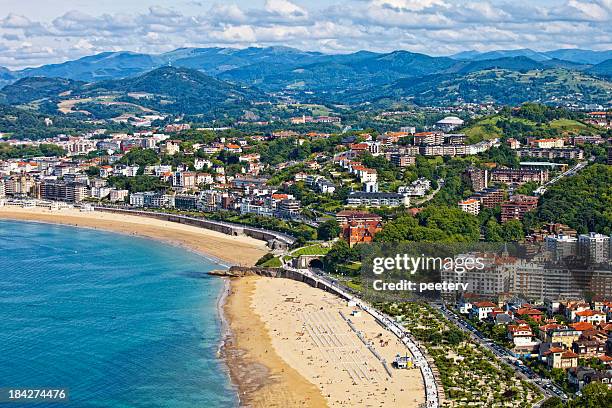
[
  {"xmin": 413, "ymin": 131, "xmax": 444, "ymax": 146},
  {"xmin": 578, "ymin": 233, "xmax": 610, "ymax": 264},
  {"xmin": 109, "ymin": 189, "xmax": 128, "ymax": 202},
  {"xmin": 470, "ymin": 301, "xmax": 497, "ymax": 320},
  {"xmin": 458, "ymin": 198, "xmax": 480, "ymax": 215},
  {"xmin": 175, "ymin": 195, "xmax": 198, "ymax": 210},
  {"xmin": 470, "ymin": 187, "xmax": 505, "ymax": 209},
  {"xmin": 347, "ymin": 192, "xmax": 410, "ymax": 208},
  {"xmin": 530, "ymin": 138, "xmax": 564, "ymax": 149},
  {"xmin": 278, "ymin": 199, "xmax": 301, "ymax": 217},
  {"xmin": 501, "ymin": 195, "xmax": 538, "ymax": 222},
  {"xmin": 336, "ymin": 210, "xmax": 383, "ymax": 247},
  {"xmin": 545, "ymin": 235, "xmax": 578, "ymax": 260},
  {"xmin": 516, "ymin": 148, "xmax": 584, "ymax": 160},
  {"xmin": 544, "ymin": 347, "xmax": 579, "ymax": 370},
  {"xmin": 491, "ymin": 168, "xmax": 549, "ymax": 185},
  {"xmin": 397, "ymin": 178, "xmax": 431, "ymax": 197},
  {"xmin": 40, "ymin": 180, "xmax": 88, "ymax": 203},
  {"xmin": 389, "ymin": 154, "xmax": 416, "ymax": 167},
  {"xmin": 435, "ymin": 116, "xmax": 464, "ymax": 131},
  {"xmin": 568, "ymin": 367, "xmax": 612, "ymax": 391},
  {"xmin": 539, "ymin": 325, "xmax": 581, "ymax": 349},
  {"xmin": 466, "ymin": 167, "xmax": 488, "ymax": 191},
  {"xmin": 162, "ymin": 140, "xmax": 181, "ymax": 155}
]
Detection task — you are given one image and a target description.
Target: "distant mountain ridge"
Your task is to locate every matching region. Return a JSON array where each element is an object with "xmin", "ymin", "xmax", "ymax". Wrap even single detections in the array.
[
  {"xmin": 450, "ymin": 48, "xmax": 612, "ymax": 65},
  {"xmin": 587, "ymin": 59, "xmax": 612, "ymax": 78},
  {"xmin": 0, "ymin": 66, "xmax": 265, "ymax": 119},
  {"xmin": 2, "ymin": 46, "xmax": 611, "ymax": 85},
  {"xmin": 0, "ymin": 47, "xmax": 611, "ymax": 113}
]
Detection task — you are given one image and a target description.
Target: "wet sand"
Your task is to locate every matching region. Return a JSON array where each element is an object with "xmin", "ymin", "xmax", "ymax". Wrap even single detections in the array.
[{"xmin": 222, "ymin": 276, "xmax": 327, "ymax": 407}]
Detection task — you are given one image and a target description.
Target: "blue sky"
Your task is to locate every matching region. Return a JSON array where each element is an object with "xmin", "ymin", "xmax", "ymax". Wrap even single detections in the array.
[{"xmin": 0, "ymin": 0, "xmax": 610, "ymax": 69}]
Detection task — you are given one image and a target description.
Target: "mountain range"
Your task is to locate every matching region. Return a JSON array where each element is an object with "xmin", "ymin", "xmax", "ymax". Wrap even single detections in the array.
[
  {"xmin": 0, "ymin": 46, "xmax": 610, "ymax": 117},
  {"xmin": 1, "ymin": 47, "xmax": 611, "ymax": 86},
  {"xmin": 449, "ymin": 48, "xmax": 612, "ymax": 64}
]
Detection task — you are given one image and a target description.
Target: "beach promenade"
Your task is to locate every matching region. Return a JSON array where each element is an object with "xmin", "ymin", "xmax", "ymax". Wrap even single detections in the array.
[{"xmin": 282, "ymin": 265, "xmax": 441, "ymax": 408}]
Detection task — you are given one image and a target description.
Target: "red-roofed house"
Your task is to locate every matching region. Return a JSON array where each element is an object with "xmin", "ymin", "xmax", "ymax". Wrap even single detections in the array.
[
  {"xmin": 225, "ymin": 144, "xmax": 242, "ymax": 153},
  {"xmin": 517, "ymin": 307, "xmax": 544, "ymax": 322},
  {"xmin": 507, "ymin": 323, "xmax": 534, "ymax": 346},
  {"xmin": 598, "ymin": 355, "xmax": 612, "ymax": 368},
  {"xmin": 570, "ymin": 322, "xmax": 595, "ymax": 332},
  {"xmin": 470, "ymin": 301, "xmax": 497, "ymax": 320},
  {"xmin": 574, "ymin": 310, "xmax": 607, "ymax": 325},
  {"xmin": 335, "ymin": 210, "xmax": 383, "ymax": 247},
  {"xmin": 544, "ymin": 347, "xmax": 579, "ymax": 369}
]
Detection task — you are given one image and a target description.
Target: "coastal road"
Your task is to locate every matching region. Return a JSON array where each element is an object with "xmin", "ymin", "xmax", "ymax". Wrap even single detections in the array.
[{"xmin": 435, "ymin": 304, "xmax": 568, "ymax": 405}]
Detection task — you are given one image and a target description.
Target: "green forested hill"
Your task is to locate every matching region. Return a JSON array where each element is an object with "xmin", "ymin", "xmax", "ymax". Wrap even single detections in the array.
[{"xmin": 537, "ymin": 164, "xmax": 612, "ymax": 235}]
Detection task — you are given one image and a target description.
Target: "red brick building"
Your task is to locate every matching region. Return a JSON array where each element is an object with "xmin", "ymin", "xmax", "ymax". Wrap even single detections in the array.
[
  {"xmin": 336, "ymin": 210, "xmax": 383, "ymax": 247},
  {"xmin": 501, "ymin": 195, "xmax": 539, "ymax": 223}
]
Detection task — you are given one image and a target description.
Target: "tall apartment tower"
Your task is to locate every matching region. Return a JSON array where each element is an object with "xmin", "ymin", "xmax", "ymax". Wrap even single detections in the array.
[
  {"xmin": 467, "ymin": 167, "xmax": 488, "ymax": 192},
  {"xmin": 578, "ymin": 233, "xmax": 610, "ymax": 264}
]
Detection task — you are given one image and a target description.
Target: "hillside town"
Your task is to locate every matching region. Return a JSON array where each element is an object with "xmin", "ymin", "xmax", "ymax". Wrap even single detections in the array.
[
  {"xmin": 3, "ymin": 0, "xmax": 612, "ymax": 406},
  {"xmin": 1, "ymin": 103, "xmax": 611, "ymax": 407}
]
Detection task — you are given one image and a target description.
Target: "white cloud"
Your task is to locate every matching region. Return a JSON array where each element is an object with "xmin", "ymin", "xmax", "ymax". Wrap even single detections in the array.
[
  {"xmin": 0, "ymin": 0, "xmax": 610, "ymax": 69},
  {"xmin": 265, "ymin": 0, "xmax": 308, "ymax": 17},
  {"xmin": 372, "ymin": 0, "xmax": 447, "ymax": 12}
]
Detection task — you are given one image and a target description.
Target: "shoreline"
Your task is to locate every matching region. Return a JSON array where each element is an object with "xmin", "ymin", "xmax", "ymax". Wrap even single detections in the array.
[
  {"xmin": 216, "ymin": 277, "xmax": 241, "ymax": 406},
  {"xmin": 0, "ymin": 206, "xmax": 269, "ymax": 266},
  {"xmin": 222, "ymin": 276, "xmax": 328, "ymax": 407},
  {"xmin": 222, "ymin": 276, "xmax": 426, "ymax": 408},
  {"xmin": 0, "ymin": 207, "xmax": 267, "ymax": 406}
]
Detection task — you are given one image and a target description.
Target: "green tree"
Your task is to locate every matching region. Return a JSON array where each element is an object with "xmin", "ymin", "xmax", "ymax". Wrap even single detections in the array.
[
  {"xmin": 540, "ymin": 397, "xmax": 564, "ymax": 408},
  {"xmin": 501, "ymin": 219, "xmax": 525, "ymax": 241},
  {"xmin": 85, "ymin": 166, "xmax": 100, "ymax": 177},
  {"xmin": 323, "ymin": 240, "xmax": 358, "ymax": 273},
  {"xmin": 119, "ymin": 148, "xmax": 160, "ymax": 168},
  {"xmin": 572, "ymin": 382, "xmax": 612, "ymax": 407},
  {"xmin": 537, "ymin": 164, "xmax": 612, "ymax": 235},
  {"xmin": 484, "ymin": 218, "xmax": 504, "ymax": 242},
  {"xmin": 317, "ymin": 219, "xmax": 341, "ymax": 241},
  {"xmin": 107, "ymin": 175, "xmax": 169, "ymax": 193}
]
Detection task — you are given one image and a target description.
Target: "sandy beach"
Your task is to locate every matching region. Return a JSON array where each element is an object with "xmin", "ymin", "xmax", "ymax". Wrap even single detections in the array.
[
  {"xmin": 224, "ymin": 276, "xmax": 426, "ymax": 408},
  {"xmin": 0, "ymin": 206, "xmax": 269, "ymax": 266},
  {"xmin": 1, "ymin": 206, "xmax": 425, "ymax": 406}
]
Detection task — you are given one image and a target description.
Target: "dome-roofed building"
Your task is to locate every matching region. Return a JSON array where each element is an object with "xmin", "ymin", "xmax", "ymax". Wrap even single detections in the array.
[{"xmin": 436, "ymin": 116, "xmax": 464, "ymax": 131}]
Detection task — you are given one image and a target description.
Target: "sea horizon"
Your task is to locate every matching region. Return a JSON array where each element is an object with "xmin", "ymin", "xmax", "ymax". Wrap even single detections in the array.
[{"xmin": 0, "ymin": 219, "xmax": 237, "ymax": 407}]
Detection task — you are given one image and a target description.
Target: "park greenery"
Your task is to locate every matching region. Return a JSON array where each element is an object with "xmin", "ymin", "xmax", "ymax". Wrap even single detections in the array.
[
  {"xmin": 380, "ymin": 301, "xmax": 543, "ymax": 407},
  {"xmin": 0, "ymin": 142, "xmax": 65, "ymax": 159}
]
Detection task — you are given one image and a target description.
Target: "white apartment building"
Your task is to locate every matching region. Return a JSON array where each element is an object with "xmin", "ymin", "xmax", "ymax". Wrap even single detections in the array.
[
  {"xmin": 578, "ymin": 233, "xmax": 610, "ymax": 264},
  {"xmin": 458, "ymin": 198, "xmax": 480, "ymax": 215},
  {"xmin": 109, "ymin": 189, "xmax": 128, "ymax": 202}
]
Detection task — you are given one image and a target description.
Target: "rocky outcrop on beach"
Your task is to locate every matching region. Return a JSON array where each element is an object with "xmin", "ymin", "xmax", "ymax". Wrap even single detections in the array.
[{"xmin": 208, "ymin": 266, "xmax": 282, "ymax": 278}]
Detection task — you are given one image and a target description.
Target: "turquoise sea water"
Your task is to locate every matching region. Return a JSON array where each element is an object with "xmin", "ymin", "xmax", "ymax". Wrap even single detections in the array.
[{"xmin": 0, "ymin": 220, "xmax": 237, "ymax": 407}]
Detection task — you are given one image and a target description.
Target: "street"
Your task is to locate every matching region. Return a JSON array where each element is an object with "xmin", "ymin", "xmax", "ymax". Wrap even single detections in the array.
[{"xmin": 435, "ymin": 304, "xmax": 569, "ymax": 405}]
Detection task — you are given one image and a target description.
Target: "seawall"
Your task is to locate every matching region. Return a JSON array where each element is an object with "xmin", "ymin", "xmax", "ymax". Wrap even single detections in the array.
[
  {"xmin": 94, "ymin": 207, "xmax": 295, "ymax": 249},
  {"xmin": 210, "ymin": 266, "xmax": 352, "ymax": 300}
]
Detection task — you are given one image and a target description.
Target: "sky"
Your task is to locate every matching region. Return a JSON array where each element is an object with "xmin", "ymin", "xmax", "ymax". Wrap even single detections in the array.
[{"xmin": 0, "ymin": 0, "xmax": 611, "ymax": 69}]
